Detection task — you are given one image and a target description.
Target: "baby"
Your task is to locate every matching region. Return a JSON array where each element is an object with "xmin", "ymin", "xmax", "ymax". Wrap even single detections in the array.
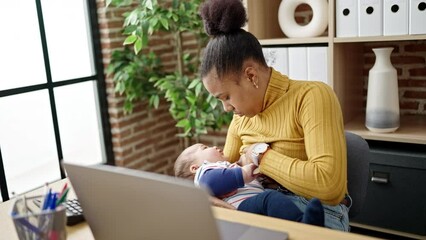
[{"xmin": 174, "ymin": 143, "xmax": 325, "ymax": 226}]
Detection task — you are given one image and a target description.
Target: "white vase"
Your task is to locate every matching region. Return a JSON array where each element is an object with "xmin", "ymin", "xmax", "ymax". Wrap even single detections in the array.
[{"xmin": 365, "ymin": 47, "xmax": 400, "ymax": 133}]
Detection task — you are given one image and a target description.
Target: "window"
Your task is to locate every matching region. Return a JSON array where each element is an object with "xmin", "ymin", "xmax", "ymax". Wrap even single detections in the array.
[{"xmin": 0, "ymin": 0, "xmax": 113, "ymax": 202}]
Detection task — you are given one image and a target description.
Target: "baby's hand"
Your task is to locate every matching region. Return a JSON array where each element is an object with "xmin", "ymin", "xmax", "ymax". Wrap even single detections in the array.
[
  {"xmin": 241, "ymin": 163, "xmax": 260, "ymax": 183},
  {"xmin": 238, "ymin": 154, "xmax": 252, "ymax": 166}
]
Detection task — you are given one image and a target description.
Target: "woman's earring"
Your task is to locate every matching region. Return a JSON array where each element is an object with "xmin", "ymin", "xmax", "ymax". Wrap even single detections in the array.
[
  {"xmin": 253, "ymin": 79, "xmax": 259, "ymax": 89},
  {"xmin": 248, "ymin": 77, "xmax": 259, "ymax": 89}
]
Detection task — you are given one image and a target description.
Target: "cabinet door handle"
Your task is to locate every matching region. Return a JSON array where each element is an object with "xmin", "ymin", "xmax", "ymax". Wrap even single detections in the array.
[{"xmin": 371, "ymin": 176, "xmax": 388, "ymax": 184}]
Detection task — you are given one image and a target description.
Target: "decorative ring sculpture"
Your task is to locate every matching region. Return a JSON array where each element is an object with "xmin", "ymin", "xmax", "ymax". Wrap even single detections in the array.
[{"xmin": 278, "ymin": 0, "xmax": 328, "ymax": 38}]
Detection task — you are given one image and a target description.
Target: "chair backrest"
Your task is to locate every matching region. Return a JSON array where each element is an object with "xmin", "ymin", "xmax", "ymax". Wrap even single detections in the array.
[{"xmin": 345, "ymin": 131, "xmax": 370, "ymax": 218}]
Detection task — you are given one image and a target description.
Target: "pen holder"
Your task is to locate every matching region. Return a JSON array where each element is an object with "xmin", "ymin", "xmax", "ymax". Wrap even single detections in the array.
[{"xmin": 11, "ymin": 195, "xmax": 67, "ymax": 240}]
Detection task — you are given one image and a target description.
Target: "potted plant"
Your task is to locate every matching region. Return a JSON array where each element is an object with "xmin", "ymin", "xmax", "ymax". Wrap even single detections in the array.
[{"xmin": 106, "ymin": 0, "xmax": 232, "ymax": 145}]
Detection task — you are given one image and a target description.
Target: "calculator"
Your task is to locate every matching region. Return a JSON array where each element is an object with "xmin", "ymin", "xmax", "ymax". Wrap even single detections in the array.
[
  {"xmin": 63, "ymin": 199, "xmax": 85, "ymax": 226},
  {"xmin": 33, "ymin": 198, "xmax": 85, "ymax": 226}
]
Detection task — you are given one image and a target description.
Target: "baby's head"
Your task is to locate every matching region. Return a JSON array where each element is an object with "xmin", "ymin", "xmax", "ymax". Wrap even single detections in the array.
[{"xmin": 174, "ymin": 143, "xmax": 227, "ymax": 179}]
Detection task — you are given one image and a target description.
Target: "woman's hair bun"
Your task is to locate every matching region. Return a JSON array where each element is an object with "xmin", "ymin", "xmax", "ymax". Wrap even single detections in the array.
[{"xmin": 200, "ymin": 0, "xmax": 247, "ymax": 36}]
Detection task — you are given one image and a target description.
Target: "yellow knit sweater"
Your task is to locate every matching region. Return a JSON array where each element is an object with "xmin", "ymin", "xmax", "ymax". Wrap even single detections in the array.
[{"xmin": 224, "ymin": 69, "xmax": 347, "ymax": 205}]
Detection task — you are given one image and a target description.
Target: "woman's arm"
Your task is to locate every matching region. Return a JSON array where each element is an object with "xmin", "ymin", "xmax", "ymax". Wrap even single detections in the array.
[{"xmin": 261, "ymin": 83, "xmax": 347, "ymax": 205}]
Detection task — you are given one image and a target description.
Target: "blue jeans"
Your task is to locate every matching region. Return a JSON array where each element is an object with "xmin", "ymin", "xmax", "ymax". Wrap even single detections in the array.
[{"xmin": 282, "ymin": 193, "xmax": 350, "ymax": 231}]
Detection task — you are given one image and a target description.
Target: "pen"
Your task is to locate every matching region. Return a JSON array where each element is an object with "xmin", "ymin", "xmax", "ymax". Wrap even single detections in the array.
[
  {"xmin": 58, "ymin": 183, "xmax": 68, "ymax": 198},
  {"xmin": 41, "ymin": 184, "xmax": 50, "ymax": 210},
  {"xmin": 42, "ymin": 189, "xmax": 52, "ymax": 210},
  {"xmin": 49, "ymin": 193, "xmax": 58, "ymax": 210},
  {"xmin": 56, "ymin": 188, "xmax": 69, "ymax": 206}
]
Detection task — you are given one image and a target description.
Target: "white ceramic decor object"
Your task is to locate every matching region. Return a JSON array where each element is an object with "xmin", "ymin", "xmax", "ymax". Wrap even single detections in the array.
[
  {"xmin": 365, "ymin": 48, "xmax": 400, "ymax": 133},
  {"xmin": 278, "ymin": 0, "xmax": 328, "ymax": 38}
]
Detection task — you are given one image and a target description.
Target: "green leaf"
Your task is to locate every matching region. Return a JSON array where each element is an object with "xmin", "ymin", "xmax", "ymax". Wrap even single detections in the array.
[
  {"xmin": 165, "ymin": 75, "xmax": 176, "ymax": 81},
  {"xmin": 124, "ymin": 100, "xmax": 134, "ymax": 113},
  {"xmin": 125, "ymin": 9, "xmax": 138, "ymax": 26},
  {"xmin": 176, "ymin": 119, "xmax": 190, "ymax": 128},
  {"xmin": 123, "ymin": 35, "xmax": 137, "ymax": 45},
  {"xmin": 188, "ymin": 79, "xmax": 199, "ymax": 89},
  {"xmin": 134, "ymin": 38, "xmax": 142, "ymax": 54},
  {"xmin": 183, "ymin": 53, "xmax": 191, "ymax": 62},
  {"xmin": 153, "ymin": 95, "xmax": 160, "ymax": 108},
  {"xmin": 172, "ymin": 0, "xmax": 179, "ymax": 9},
  {"xmin": 142, "ymin": 34, "xmax": 149, "ymax": 48},
  {"xmin": 150, "ymin": 17, "xmax": 159, "ymax": 28},
  {"xmin": 172, "ymin": 13, "xmax": 178, "ymax": 22},
  {"xmin": 195, "ymin": 82, "xmax": 202, "ymax": 96},
  {"xmin": 159, "ymin": 18, "xmax": 169, "ymax": 30},
  {"xmin": 210, "ymin": 98, "xmax": 218, "ymax": 109},
  {"xmin": 145, "ymin": 0, "xmax": 153, "ymax": 10},
  {"xmin": 185, "ymin": 95, "xmax": 196, "ymax": 105},
  {"xmin": 206, "ymin": 94, "xmax": 213, "ymax": 102},
  {"xmin": 123, "ymin": 25, "xmax": 137, "ymax": 34}
]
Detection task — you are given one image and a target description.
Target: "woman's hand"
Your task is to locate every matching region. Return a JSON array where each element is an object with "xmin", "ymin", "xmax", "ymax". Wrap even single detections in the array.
[
  {"xmin": 238, "ymin": 144, "xmax": 257, "ymax": 166},
  {"xmin": 237, "ymin": 154, "xmax": 252, "ymax": 166},
  {"xmin": 209, "ymin": 196, "xmax": 236, "ymax": 210},
  {"xmin": 242, "ymin": 143, "xmax": 269, "ymax": 166},
  {"xmin": 241, "ymin": 163, "xmax": 260, "ymax": 183}
]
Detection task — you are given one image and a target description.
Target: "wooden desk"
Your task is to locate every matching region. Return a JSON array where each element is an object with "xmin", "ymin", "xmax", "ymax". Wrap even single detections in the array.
[{"xmin": 0, "ymin": 179, "xmax": 381, "ymax": 240}]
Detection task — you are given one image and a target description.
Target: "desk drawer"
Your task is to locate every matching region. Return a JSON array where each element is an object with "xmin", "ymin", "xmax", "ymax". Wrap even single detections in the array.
[{"xmin": 352, "ymin": 143, "xmax": 426, "ymax": 236}]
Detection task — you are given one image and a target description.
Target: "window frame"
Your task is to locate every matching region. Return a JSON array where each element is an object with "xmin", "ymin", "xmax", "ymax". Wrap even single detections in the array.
[{"xmin": 0, "ymin": 0, "xmax": 114, "ymax": 201}]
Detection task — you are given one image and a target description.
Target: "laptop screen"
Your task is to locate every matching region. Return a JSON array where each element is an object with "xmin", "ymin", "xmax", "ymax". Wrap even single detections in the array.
[{"xmin": 63, "ymin": 162, "xmax": 288, "ymax": 240}]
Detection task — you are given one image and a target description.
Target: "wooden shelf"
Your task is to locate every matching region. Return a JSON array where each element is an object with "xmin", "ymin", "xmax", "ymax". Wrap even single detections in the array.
[
  {"xmin": 334, "ymin": 34, "xmax": 426, "ymax": 43},
  {"xmin": 259, "ymin": 37, "xmax": 329, "ymax": 46},
  {"xmin": 345, "ymin": 115, "xmax": 426, "ymax": 145}
]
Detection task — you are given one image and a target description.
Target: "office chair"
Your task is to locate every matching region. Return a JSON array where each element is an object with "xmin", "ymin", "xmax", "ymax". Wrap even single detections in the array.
[{"xmin": 345, "ymin": 131, "xmax": 370, "ymax": 219}]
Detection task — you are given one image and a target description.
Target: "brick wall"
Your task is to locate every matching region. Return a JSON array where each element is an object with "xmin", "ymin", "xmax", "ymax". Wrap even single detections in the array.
[
  {"xmin": 96, "ymin": 1, "xmax": 227, "ymax": 175},
  {"xmin": 97, "ymin": 1, "xmax": 178, "ymax": 175}
]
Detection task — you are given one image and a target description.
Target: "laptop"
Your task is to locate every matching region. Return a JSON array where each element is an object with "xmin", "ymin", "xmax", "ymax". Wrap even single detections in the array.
[{"xmin": 62, "ymin": 162, "xmax": 288, "ymax": 240}]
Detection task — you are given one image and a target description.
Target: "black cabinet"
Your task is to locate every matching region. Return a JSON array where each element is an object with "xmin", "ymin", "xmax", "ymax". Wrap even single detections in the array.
[{"xmin": 352, "ymin": 141, "xmax": 426, "ymax": 236}]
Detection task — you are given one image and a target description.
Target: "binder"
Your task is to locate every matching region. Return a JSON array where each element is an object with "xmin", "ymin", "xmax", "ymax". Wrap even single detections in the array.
[
  {"xmin": 384, "ymin": 0, "xmax": 408, "ymax": 36},
  {"xmin": 358, "ymin": 0, "xmax": 383, "ymax": 36},
  {"xmin": 288, "ymin": 47, "xmax": 308, "ymax": 80},
  {"xmin": 409, "ymin": 0, "xmax": 426, "ymax": 34},
  {"xmin": 307, "ymin": 47, "xmax": 329, "ymax": 85},
  {"xmin": 263, "ymin": 47, "xmax": 289, "ymax": 75},
  {"xmin": 336, "ymin": 0, "xmax": 358, "ymax": 37}
]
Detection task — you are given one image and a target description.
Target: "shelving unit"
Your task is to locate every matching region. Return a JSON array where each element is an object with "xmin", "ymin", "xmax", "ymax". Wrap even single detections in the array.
[
  {"xmin": 245, "ymin": 0, "xmax": 426, "ymax": 146},
  {"xmin": 245, "ymin": 0, "xmax": 426, "ymax": 239},
  {"xmin": 259, "ymin": 37, "xmax": 329, "ymax": 45},
  {"xmin": 335, "ymin": 34, "xmax": 426, "ymax": 43},
  {"xmin": 345, "ymin": 115, "xmax": 426, "ymax": 145}
]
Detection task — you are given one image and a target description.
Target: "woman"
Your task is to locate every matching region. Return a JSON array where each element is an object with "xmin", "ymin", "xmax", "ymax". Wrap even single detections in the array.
[{"xmin": 199, "ymin": 0, "xmax": 350, "ymax": 231}]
